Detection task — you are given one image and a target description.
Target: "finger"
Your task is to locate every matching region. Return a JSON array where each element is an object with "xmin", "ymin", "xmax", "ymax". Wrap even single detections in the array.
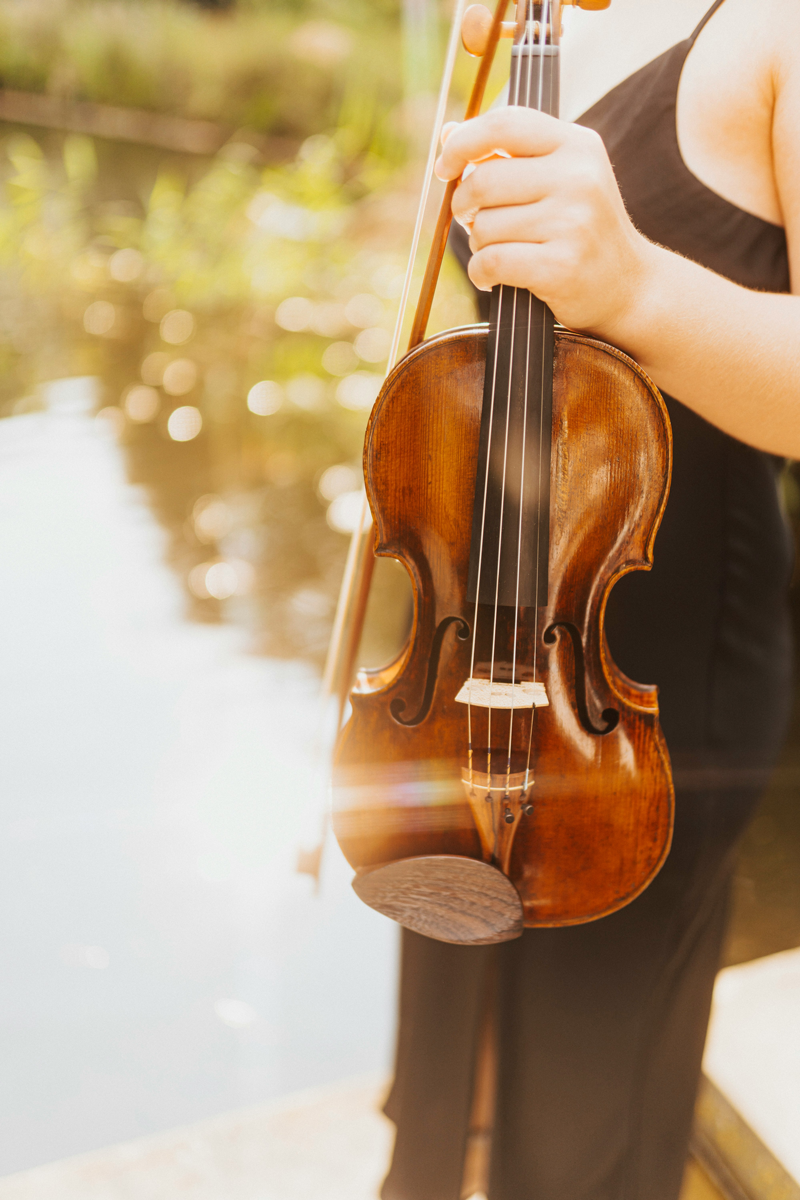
[
  {"xmin": 468, "ymin": 202, "xmax": 549, "ymax": 252},
  {"xmin": 467, "ymin": 241, "xmax": 557, "ymax": 294},
  {"xmin": 435, "ymin": 107, "xmax": 565, "ymax": 181},
  {"xmin": 451, "ymin": 156, "xmax": 554, "ymax": 225}
]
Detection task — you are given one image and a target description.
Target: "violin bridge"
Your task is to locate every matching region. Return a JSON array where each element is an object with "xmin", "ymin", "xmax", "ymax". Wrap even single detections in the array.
[{"xmin": 455, "ymin": 679, "xmax": 549, "ymax": 709}]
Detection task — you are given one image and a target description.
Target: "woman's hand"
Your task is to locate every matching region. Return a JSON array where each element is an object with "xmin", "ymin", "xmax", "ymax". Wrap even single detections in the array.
[
  {"xmin": 432, "ymin": 20, "xmax": 800, "ymax": 460},
  {"xmin": 435, "ymin": 107, "xmax": 654, "ymax": 341}
]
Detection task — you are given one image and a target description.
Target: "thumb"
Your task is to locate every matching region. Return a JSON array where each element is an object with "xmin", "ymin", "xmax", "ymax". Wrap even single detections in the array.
[{"xmin": 440, "ymin": 121, "xmax": 461, "ymax": 147}]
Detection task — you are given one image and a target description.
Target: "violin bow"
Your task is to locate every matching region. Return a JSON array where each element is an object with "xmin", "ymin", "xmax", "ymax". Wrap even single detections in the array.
[{"xmin": 322, "ymin": 0, "xmax": 511, "ymax": 723}]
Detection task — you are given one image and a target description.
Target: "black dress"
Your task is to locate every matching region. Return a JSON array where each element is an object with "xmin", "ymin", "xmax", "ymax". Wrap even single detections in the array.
[{"xmin": 380, "ymin": 3, "xmax": 794, "ymax": 1198}]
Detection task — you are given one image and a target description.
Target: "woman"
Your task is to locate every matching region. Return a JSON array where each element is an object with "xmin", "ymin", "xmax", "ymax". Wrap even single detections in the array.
[{"xmin": 381, "ymin": 1, "xmax": 797, "ymax": 1197}]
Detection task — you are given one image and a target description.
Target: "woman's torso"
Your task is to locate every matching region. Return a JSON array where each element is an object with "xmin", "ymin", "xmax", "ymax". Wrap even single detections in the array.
[{"xmin": 576, "ymin": 0, "xmax": 793, "ymax": 761}]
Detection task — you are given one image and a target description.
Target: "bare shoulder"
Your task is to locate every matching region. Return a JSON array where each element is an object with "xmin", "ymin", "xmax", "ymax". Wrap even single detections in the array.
[
  {"xmin": 700, "ymin": 0, "xmax": 800, "ymax": 54},
  {"xmin": 682, "ymin": 0, "xmax": 776, "ymax": 109},
  {"xmin": 678, "ymin": 0, "xmax": 792, "ymax": 227},
  {"xmin": 769, "ymin": 0, "xmax": 800, "ymax": 264},
  {"xmin": 705, "ymin": 0, "xmax": 800, "ymax": 99},
  {"xmin": 769, "ymin": 0, "xmax": 800, "ymax": 60},
  {"xmin": 769, "ymin": 0, "xmax": 800, "ymax": 93}
]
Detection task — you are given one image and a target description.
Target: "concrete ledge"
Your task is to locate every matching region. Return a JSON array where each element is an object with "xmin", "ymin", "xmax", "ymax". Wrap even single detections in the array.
[
  {"xmin": 0, "ymin": 1076, "xmax": 393, "ymax": 1200},
  {"xmin": 3, "ymin": 940, "xmax": 800, "ymax": 1200}
]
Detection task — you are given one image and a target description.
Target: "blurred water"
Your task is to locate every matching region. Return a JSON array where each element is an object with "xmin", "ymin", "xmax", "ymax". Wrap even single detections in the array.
[{"xmin": 0, "ymin": 378, "xmax": 397, "ymax": 1174}]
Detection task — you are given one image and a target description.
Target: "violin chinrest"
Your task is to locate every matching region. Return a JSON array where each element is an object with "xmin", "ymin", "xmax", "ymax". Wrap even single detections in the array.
[{"xmin": 352, "ymin": 855, "xmax": 524, "ymax": 945}]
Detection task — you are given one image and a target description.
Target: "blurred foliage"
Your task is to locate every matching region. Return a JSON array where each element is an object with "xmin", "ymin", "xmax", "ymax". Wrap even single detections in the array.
[
  {"xmin": 0, "ymin": 0, "xmax": 486, "ymax": 664},
  {"xmin": 0, "ymin": 122, "xmax": 475, "ymax": 662},
  {"xmin": 0, "ymin": 0, "xmax": 406, "ymax": 141}
]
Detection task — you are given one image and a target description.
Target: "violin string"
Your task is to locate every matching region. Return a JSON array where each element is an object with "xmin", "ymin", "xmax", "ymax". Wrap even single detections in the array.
[
  {"xmin": 466, "ymin": 282, "xmax": 505, "ymax": 798},
  {"xmin": 525, "ymin": 0, "xmax": 554, "ymax": 791},
  {"xmin": 466, "ymin": 9, "xmax": 523, "ymax": 803},
  {"xmin": 505, "ymin": 2, "xmax": 538, "ymax": 799},
  {"xmin": 486, "ymin": 278, "xmax": 519, "ymax": 790},
  {"xmin": 522, "ymin": 0, "xmax": 542, "ymax": 796},
  {"xmin": 484, "ymin": 0, "xmax": 530, "ymax": 807},
  {"xmin": 468, "ymin": 1, "xmax": 553, "ymax": 814},
  {"xmin": 502, "ymin": 0, "xmax": 547, "ymax": 801}
]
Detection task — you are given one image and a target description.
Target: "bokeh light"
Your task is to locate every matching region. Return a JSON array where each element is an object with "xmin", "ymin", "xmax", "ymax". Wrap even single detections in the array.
[
  {"xmin": 247, "ymin": 381, "xmax": 283, "ymax": 415},
  {"xmin": 163, "ymin": 359, "xmax": 198, "ymax": 397},
  {"xmin": 160, "ymin": 309, "xmax": 195, "ymax": 346},
  {"xmin": 285, "ymin": 374, "xmax": 325, "ymax": 411},
  {"xmin": 214, "ymin": 998, "xmax": 257, "ymax": 1029},
  {"xmin": 108, "ymin": 248, "xmax": 143, "ymax": 282},
  {"xmin": 354, "ymin": 327, "xmax": 391, "ymax": 363},
  {"xmin": 326, "ymin": 489, "xmax": 365, "ymax": 534},
  {"xmin": 275, "ymin": 297, "xmax": 314, "ymax": 332},
  {"xmin": 203, "ymin": 561, "xmax": 238, "ymax": 599},
  {"xmin": 192, "ymin": 495, "xmax": 231, "ymax": 543},
  {"xmin": 344, "ymin": 293, "xmax": 384, "ymax": 328},
  {"xmin": 123, "ymin": 385, "xmax": 159, "ymax": 423},
  {"xmin": 336, "ymin": 372, "xmax": 382, "ymax": 411},
  {"xmin": 318, "ymin": 463, "xmax": 359, "ymax": 501},
  {"xmin": 167, "ymin": 406, "xmax": 202, "ymax": 441},
  {"xmin": 322, "ymin": 342, "xmax": 359, "ymax": 376},
  {"xmin": 188, "ymin": 558, "xmax": 252, "ymax": 599},
  {"xmin": 83, "ymin": 300, "xmax": 116, "ymax": 336}
]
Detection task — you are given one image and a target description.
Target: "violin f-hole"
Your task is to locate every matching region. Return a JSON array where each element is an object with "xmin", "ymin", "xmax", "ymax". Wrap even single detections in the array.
[
  {"xmin": 390, "ymin": 616, "xmax": 470, "ymax": 727},
  {"xmin": 544, "ymin": 622, "xmax": 619, "ymax": 736}
]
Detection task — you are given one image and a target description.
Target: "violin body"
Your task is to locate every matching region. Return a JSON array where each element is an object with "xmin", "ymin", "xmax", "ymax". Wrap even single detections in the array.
[
  {"xmin": 332, "ymin": 324, "xmax": 674, "ymax": 934},
  {"xmin": 328, "ymin": 1, "xmax": 674, "ymax": 944}
]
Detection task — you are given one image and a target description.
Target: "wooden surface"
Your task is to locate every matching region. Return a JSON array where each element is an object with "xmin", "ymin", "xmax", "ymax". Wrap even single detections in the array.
[
  {"xmin": 692, "ymin": 1076, "xmax": 800, "ymax": 1200},
  {"xmin": 333, "ymin": 325, "xmax": 674, "ymax": 929},
  {"xmin": 682, "ymin": 1160, "xmax": 727, "ymax": 1200},
  {"xmin": 704, "ymin": 947, "xmax": 800, "ymax": 1185}
]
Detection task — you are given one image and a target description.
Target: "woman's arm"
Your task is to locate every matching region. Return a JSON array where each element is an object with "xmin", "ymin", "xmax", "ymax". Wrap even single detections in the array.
[{"xmin": 435, "ymin": 22, "xmax": 800, "ymax": 457}]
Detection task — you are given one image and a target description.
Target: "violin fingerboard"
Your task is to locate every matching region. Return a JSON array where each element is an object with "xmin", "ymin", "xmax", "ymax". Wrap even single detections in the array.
[{"xmin": 467, "ymin": 39, "xmax": 559, "ymax": 611}]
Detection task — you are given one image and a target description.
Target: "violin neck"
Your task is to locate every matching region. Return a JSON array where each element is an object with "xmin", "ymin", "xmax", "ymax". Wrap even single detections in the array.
[
  {"xmin": 509, "ymin": 29, "xmax": 559, "ymax": 117},
  {"xmin": 467, "ymin": 33, "xmax": 559, "ymax": 611}
]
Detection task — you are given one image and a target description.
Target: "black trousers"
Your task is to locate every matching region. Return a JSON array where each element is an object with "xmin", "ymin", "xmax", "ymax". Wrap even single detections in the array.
[{"xmin": 381, "ymin": 776, "xmax": 762, "ymax": 1200}]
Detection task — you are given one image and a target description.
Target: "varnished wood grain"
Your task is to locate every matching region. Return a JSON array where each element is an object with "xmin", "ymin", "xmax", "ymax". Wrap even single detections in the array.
[
  {"xmin": 352, "ymin": 856, "xmax": 524, "ymax": 944},
  {"xmin": 333, "ymin": 326, "xmax": 674, "ymax": 930}
]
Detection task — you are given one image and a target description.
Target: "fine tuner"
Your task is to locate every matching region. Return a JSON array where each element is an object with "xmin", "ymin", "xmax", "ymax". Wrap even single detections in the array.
[{"xmin": 462, "ymin": 0, "xmax": 611, "ymax": 58}]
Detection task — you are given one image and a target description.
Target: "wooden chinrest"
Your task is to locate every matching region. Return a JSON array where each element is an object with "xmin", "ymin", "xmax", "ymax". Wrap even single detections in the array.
[{"xmin": 352, "ymin": 855, "xmax": 524, "ymax": 945}]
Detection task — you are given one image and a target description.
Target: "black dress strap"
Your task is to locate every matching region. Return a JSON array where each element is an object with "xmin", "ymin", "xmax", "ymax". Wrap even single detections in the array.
[{"xmin": 690, "ymin": 0, "xmax": 727, "ymax": 43}]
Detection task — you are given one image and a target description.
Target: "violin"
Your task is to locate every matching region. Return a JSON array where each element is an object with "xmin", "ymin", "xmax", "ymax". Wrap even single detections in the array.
[{"xmin": 326, "ymin": 0, "xmax": 674, "ymax": 946}]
